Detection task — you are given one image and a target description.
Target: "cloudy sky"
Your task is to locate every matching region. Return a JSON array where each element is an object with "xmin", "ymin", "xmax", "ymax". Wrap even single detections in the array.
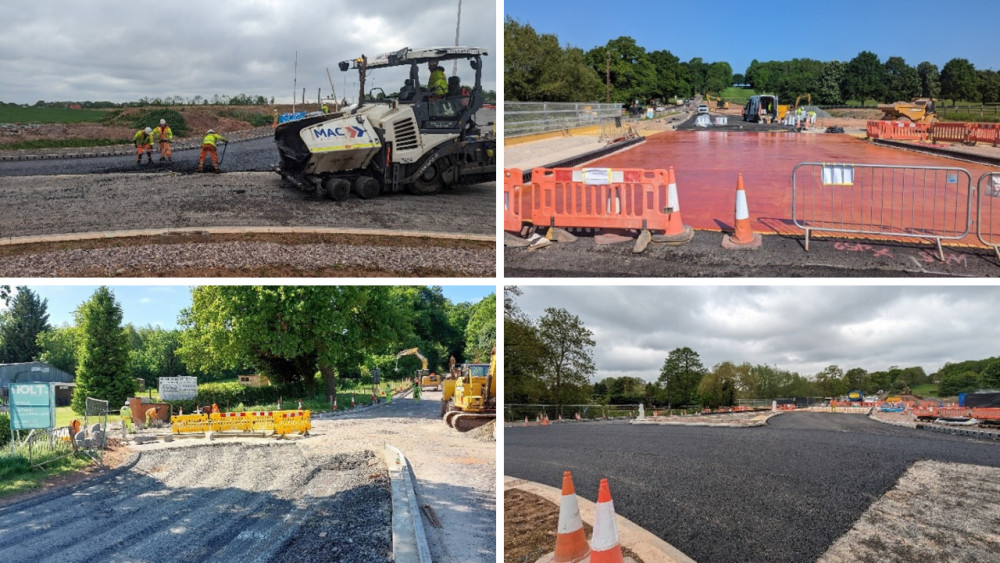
[
  {"xmin": 511, "ymin": 285, "xmax": 1000, "ymax": 381},
  {"xmin": 0, "ymin": 0, "xmax": 496, "ymax": 104}
]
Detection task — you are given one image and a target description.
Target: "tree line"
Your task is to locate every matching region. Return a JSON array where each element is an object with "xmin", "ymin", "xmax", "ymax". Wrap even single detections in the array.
[
  {"xmin": 504, "ymin": 287, "xmax": 1000, "ymax": 409},
  {"xmin": 0, "ymin": 286, "xmax": 495, "ymax": 413},
  {"xmin": 504, "ymin": 17, "xmax": 1000, "ymax": 106}
]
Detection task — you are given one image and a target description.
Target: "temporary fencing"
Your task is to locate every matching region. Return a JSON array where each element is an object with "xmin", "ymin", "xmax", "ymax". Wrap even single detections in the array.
[
  {"xmin": 977, "ymin": 172, "xmax": 1000, "ymax": 257},
  {"xmin": 170, "ymin": 410, "xmax": 309, "ymax": 435},
  {"xmin": 503, "ymin": 168, "xmax": 527, "ymax": 233},
  {"xmin": 866, "ymin": 121, "xmax": 929, "ymax": 141},
  {"xmin": 792, "ymin": 162, "xmax": 973, "ymax": 260},
  {"xmin": 866, "ymin": 121, "xmax": 1000, "ymax": 146},
  {"xmin": 505, "ymin": 102, "xmax": 628, "ymax": 137},
  {"xmin": 524, "ymin": 167, "xmax": 677, "ymax": 233}
]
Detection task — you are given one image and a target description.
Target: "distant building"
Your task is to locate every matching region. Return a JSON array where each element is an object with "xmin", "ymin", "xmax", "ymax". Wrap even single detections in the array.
[
  {"xmin": 0, "ymin": 362, "xmax": 75, "ymax": 405},
  {"xmin": 238, "ymin": 374, "xmax": 270, "ymax": 387}
]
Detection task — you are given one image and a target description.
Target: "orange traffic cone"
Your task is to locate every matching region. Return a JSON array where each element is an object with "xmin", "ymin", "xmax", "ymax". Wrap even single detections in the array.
[
  {"xmin": 721, "ymin": 172, "xmax": 762, "ymax": 250},
  {"xmin": 524, "ymin": 416, "xmax": 529, "ymax": 427},
  {"xmin": 590, "ymin": 479, "xmax": 624, "ymax": 563},
  {"xmin": 551, "ymin": 471, "xmax": 590, "ymax": 562},
  {"xmin": 654, "ymin": 166, "xmax": 694, "ymax": 244},
  {"xmin": 575, "ymin": 412, "xmax": 581, "ymax": 421},
  {"xmin": 542, "ymin": 414, "xmax": 550, "ymax": 426}
]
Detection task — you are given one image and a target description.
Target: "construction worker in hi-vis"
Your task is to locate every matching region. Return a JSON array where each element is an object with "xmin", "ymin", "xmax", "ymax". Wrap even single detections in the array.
[
  {"xmin": 134, "ymin": 127, "xmax": 154, "ymax": 165},
  {"xmin": 154, "ymin": 119, "xmax": 173, "ymax": 161},
  {"xmin": 120, "ymin": 403, "xmax": 133, "ymax": 432},
  {"xmin": 427, "ymin": 59, "xmax": 447, "ymax": 96},
  {"xmin": 198, "ymin": 129, "xmax": 227, "ymax": 173}
]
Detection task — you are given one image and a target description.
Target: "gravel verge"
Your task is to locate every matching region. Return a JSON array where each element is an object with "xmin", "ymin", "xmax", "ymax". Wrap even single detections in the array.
[
  {"xmin": 818, "ymin": 461, "xmax": 1000, "ymax": 562},
  {"xmin": 0, "ymin": 238, "xmax": 495, "ymax": 277}
]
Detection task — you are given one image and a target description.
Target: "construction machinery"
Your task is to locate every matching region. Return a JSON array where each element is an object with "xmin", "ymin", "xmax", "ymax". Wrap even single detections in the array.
[
  {"xmin": 395, "ymin": 347, "xmax": 439, "ymax": 391},
  {"xmin": 441, "ymin": 346, "xmax": 496, "ymax": 432},
  {"xmin": 777, "ymin": 94, "xmax": 811, "ymax": 121},
  {"xmin": 706, "ymin": 93, "xmax": 729, "ymax": 110},
  {"xmin": 273, "ymin": 46, "xmax": 495, "ymax": 199},
  {"xmin": 878, "ymin": 98, "xmax": 936, "ymax": 123}
]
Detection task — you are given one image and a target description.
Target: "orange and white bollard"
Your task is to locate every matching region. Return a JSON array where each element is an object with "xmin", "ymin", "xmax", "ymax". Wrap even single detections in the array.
[
  {"xmin": 721, "ymin": 172, "xmax": 762, "ymax": 250},
  {"xmin": 590, "ymin": 478, "xmax": 625, "ymax": 563}
]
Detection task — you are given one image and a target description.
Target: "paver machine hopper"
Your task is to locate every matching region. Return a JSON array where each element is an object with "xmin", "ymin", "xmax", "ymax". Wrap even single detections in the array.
[
  {"xmin": 273, "ymin": 46, "xmax": 495, "ymax": 199},
  {"xmin": 441, "ymin": 345, "xmax": 496, "ymax": 432}
]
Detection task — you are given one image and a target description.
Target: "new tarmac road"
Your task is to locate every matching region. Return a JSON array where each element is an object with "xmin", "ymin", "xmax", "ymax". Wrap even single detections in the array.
[{"xmin": 504, "ymin": 412, "xmax": 1000, "ymax": 562}]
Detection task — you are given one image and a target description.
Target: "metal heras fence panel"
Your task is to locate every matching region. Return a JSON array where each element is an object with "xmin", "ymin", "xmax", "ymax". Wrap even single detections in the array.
[
  {"xmin": 2, "ymin": 426, "xmax": 75, "ymax": 469},
  {"xmin": 505, "ymin": 102, "xmax": 625, "ymax": 137},
  {"xmin": 82, "ymin": 397, "xmax": 109, "ymax": 464},
  {"xmin": 977, "ymin": 172, "xmax": 1000, "ymax": 258},
  {"xmin": 792, "ymin": 162, "xmax": 973, "ymax": 260}
]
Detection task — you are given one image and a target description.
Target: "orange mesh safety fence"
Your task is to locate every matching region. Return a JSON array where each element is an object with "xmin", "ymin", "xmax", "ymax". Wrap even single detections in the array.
[{"xmin": 866, "ymin": 121, "xmax": 929, "ymax": 141}]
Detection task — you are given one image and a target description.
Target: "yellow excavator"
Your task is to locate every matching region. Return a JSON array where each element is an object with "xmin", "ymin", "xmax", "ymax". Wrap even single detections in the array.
[
  {"xmin": 441, "ymin": 345, "xmax": 496, "ymax": 432},
  {"xmin": 395, "ymin": 347, "xmax": 440, "ymax": 391},
  {"xmin": 777, "ymin": 94, "xmax": 811, "ymax": 121},
  {"xmin": 705, "ymin": 93, "xmax": 729, "ymax": 110}
]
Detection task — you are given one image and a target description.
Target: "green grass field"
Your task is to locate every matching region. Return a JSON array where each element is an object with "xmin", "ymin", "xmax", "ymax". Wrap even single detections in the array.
[
  {"xmin": 0, "ymin": 106, "xmax": 112, "ymax": 124},
  {"xmin": 910, "ymin": 383, "xmax": 940, "ymax": 398},
  {"xmin": 718, "ymin": 87, "xmax": 755, "ymax": 105}
]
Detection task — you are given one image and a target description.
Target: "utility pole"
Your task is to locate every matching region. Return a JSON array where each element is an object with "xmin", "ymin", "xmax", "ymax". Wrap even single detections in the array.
[
  {"xmin": 326, "ymin": 67, "xmax": 339, "ymax": 111},
  {"xmin": 606, "ymin": 49, "xmax": 611, "ymax": 103},
  {"xmin": 292, "ymin": 51, "xmax": 298, "ymax": 112},
  {"xmin": 452, "ymin": 0, "xmax": 462, "ymax": 76}
]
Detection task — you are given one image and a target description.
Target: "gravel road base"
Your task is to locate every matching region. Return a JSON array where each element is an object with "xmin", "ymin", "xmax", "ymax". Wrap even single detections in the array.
[
  {"xmin": 0, "ymin": 441, "xmax": 391, "ymax": 562},
  {"xmin": 819, "ymin": 461, "xmax": 1000, "ymax": 563}
]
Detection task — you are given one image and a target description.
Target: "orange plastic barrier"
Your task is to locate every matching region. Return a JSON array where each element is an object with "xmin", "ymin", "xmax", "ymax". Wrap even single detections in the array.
[
  {"xmin": 930, "ymin": 122, "xmax": 972, "ymax": 144},
  {"xmin": 971, "ymin": 407, "xmax": 1000, "ymax": 421},
  {"xmin": 527, "ymin": 167, "xmax": 674, "ymax": 233},
  {"xmin": 970, "ymin": 123, "xmax": 1000, "ymax": 146},
  {"xmin": 938, "ymin": 407, "xmax": 971, "ymax": 418},
  {"xmin": 866, "ymin": 121, "xmax": 930, "ymax": 141},
  {"xmin": 503, "ymin": 168, "xmax": 528, "ymax": 232}
]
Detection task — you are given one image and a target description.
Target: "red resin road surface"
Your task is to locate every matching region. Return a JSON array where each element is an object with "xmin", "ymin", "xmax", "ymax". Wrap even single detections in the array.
[{"xmin": 585, "ymin": 131, "xmax": 1000, "ymax": 245}]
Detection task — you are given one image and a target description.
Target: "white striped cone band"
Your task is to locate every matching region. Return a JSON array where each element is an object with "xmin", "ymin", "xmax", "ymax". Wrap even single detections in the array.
[
  {"xmin": 591, "ymin": 498, "xmax": 620, "ymax": 551},
  {"xmin": 735, "ymin": 189, "xmax": 750, "ymax": 221},
  {"xmin": 558, "ymin": 492, "xmax": 585, "ymax": 534},
  {"xmin": 668, "ymin": 181, "xmax": 680, "ymax": 212}
]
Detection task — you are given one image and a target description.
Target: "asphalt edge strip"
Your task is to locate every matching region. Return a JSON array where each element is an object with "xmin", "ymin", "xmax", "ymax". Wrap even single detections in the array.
[
  {"xmin": 503, "ymin": 476, "xmax": 695, "ymax": 563},
  {"xmin": 0, "ymin": 129, "xmax": 275, "ymax": 162},
  {"xmin": 0, "ymin": 226, "xmax": 495, "ymax": 247},
  {"xmin": 384, "ymin": 444, "xmax": 432, "ymax": 563}
]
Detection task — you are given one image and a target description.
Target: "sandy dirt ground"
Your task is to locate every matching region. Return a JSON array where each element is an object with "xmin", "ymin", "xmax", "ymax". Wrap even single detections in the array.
[{"xmin": 818, "ymin": 460, "xmax": 1000, "ymax": 563}]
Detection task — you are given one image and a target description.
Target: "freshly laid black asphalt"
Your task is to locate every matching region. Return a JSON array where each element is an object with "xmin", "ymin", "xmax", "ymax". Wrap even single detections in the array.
[
  {"xmin": 0, "ymin": 136, "xmax": 277, "ymax": 177},
  {"xmin": 504, "ymin": 413, "xmax": 1000, "ymax": 562}
]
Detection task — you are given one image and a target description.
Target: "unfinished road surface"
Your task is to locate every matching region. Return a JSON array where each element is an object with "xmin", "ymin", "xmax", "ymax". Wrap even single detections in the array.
[
  {"xmin": 504, "ymin": 412, "xmax": 1000, "ymax": 562},
  {"xmin": 0, "ymin": 137, "xmax": 495, "ymax": 276},
  {"xmin": 0, "ymin": 392, "xmax": 496, "ymax": 562}
]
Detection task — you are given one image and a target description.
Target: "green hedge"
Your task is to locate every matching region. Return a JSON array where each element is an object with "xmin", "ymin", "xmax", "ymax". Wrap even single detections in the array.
[
  {"xmin": 0, "ymin": 412, "xmax": 10, "ymax": 447},
  {"xmin": 124, "ymin": 109, "xmax": 189, "ymax": 137}
]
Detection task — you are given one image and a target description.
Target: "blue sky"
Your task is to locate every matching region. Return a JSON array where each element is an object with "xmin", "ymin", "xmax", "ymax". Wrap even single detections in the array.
[
  {"xmin": 505, "ymin": 0, "xmax": 1000, "ymax": 77},
  {"xmin": 5, "ymin": 285, "xmax": 495, "ymax": 330}
]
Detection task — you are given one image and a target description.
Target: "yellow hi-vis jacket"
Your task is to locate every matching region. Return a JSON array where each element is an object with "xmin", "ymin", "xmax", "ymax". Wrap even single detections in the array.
[
  {"xmin": 155, "ymin": 125, "xmax": 173, "ymax": 142},
  {"xmin": 133, "ymin": 130, "xmax": 154, "ymax": 146},
  {"xmin": 202, "ymin": 132, "xmax": 227, "ymax": 147},
  {"xmin": 429, "ymin": 68, "xmax": 447, "ymax": 96}
]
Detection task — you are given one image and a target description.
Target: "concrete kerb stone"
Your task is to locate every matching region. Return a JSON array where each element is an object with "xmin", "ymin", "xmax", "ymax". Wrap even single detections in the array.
[
  {"xmin": 504, "ymin": 476, "xmax": 695, "ymax": 563},
  {"xmin": 384, "ymin": 444, "xmax": 432, "ymax": 563}
]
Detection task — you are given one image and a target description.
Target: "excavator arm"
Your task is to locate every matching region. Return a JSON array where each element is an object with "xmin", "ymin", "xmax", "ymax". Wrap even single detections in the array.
[{"xmin": 395, "ymin": 347, "xmax": 428, "ymax": 370}]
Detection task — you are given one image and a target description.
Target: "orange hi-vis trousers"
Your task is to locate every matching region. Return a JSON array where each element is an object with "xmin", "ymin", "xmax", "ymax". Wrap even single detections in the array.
[
  {"xmin": 159, "ymin": 141, "xmax": 172, "ymax": 159},
  {"xmin": 198, "ymin": 144, "xmax": 219, "ymax": 170},
  {"xmin": 136, "ymin": 144, "xmax": 152, "ymax": 161}
]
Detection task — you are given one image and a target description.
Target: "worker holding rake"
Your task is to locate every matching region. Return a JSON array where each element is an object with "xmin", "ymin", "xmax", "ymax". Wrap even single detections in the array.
[{"xmin": 197, "ymin": 129, "xmax": 228, "ymax": 173}]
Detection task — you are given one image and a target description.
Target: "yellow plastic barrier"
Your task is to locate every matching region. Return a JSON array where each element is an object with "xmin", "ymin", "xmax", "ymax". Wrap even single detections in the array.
[
  {"xmin": 171, "ymin": 414, "xmax": 210, "ymax": 434},
  {"xmin": 273, "ymin": 410, "xmax": 311, "ymax": 436},
  {"xmin": 209, "ymin": 412, "xmax": 256, "ymax": 432},
  {"xmin": 248, "ymin": 411, "xmax": 275, "ymax": 432}
]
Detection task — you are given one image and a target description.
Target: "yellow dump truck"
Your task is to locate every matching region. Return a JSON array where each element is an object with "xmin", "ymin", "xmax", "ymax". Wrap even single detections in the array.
[{"xmin": 878, "ymin": 98, "xmax": 936, "ymax": 123}]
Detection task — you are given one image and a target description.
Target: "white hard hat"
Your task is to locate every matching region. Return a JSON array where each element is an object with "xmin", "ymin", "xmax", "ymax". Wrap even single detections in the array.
[
  {"xmin": 159, "ymin": 119, "xmax": 166, "ymax": 125},
  {"xmin": 144, "ymin": 127, "xmax": 152, "ymax": 134},
  {"xmin": 207, "ymin": 129, "xmax": 215, "ymax": 134}
]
